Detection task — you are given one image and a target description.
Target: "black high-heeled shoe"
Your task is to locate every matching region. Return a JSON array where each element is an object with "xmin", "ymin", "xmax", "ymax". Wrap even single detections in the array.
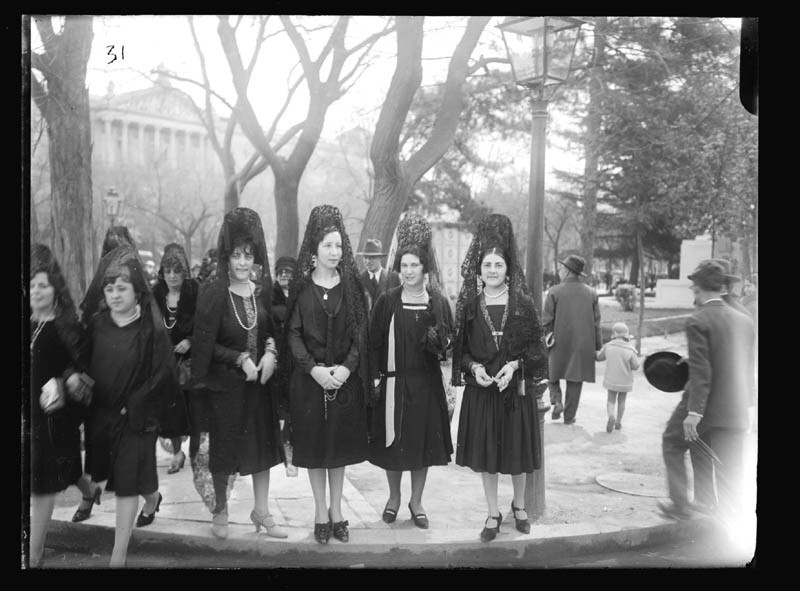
[
  {"xmin": 136, "ymin": 492, "xmax": 163, "ymax": 527},
  {"xmin": 408, "ymin": 502, "xmax": 429, "ymax": 529},
  {"xmin": 72, "ymin": 484, "xmax": 102, "ymax": 523},
  {"xmin": 314, "ymin": 520, "xmax": 332, "ymax": 544},
  {"xmin": 480, "ymin": 512, "xmax": 502, "ymax": 542},
  {"xmin": 511, "ymin": 503, "xmax": 530, "ymax": 534},
  {"xmin": 330, "ymin": 511, "xmax": 350, "ymax": 542}
]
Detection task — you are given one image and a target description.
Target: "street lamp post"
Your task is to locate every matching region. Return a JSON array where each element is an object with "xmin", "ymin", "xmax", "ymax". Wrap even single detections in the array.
[
  {"xmin": 499, "ymin": 16, "xmax": 585, "ymax": 518},
  {"xmin": 104, "ymin": 187, "xmax": 123, "ymax": 227}
]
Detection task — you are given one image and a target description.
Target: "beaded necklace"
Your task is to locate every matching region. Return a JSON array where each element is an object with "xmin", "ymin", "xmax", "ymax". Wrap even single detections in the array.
[{"xmin": 229, "ymin": 283, "xmax": 257, "ymax": 331}]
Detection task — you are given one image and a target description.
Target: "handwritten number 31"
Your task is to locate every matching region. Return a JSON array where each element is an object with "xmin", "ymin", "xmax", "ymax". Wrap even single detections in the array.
[{"xmin": 106, "ymin": 45, "xmax": 125, "ymax": 65}]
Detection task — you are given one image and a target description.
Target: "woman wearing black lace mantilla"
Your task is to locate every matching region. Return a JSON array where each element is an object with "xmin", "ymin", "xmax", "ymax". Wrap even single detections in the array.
[
  {"xmin": 452, "ymin": 214, "xmax": 549, "ymax": 542},
  {"xmin": 368, "ymin": 214, "xmax": 453, "ymax": 529},
  {"xmin": 190, "ymin": 207, "xmax": 287, "ymax": 540},
  {"xmin": 281, "ymin": 204, "xmax": 371, "ymax": 544}
]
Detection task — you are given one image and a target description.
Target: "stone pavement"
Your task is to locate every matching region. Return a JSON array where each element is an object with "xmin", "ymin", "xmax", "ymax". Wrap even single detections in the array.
[{"xmin": 43, "ymin": 329, "xmax": 758, "ymax": 568}]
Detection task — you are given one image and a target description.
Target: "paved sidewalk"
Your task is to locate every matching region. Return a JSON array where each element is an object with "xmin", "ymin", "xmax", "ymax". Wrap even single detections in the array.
[{"xmin": 42, "ymin": 332, "xmax": 758, "ymax": 568}]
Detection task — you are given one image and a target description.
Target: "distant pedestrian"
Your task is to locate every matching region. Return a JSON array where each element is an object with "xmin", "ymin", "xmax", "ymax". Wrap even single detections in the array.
[
  {"xmin": 542, "ymin": 255, "xmax": 602, "ymax": 425},
  {"xmin": 658, "ymin": 260, "xmax": 756, "ymax": 522},
  {"xmin": 596, "ymin": 322, "xmax": 639, "ymax": 433},
  {"xmin": 152, "ymin": 243, "xmax": 198, "ymax": 475},
  {"xmin": 197, "ymin": 248, "xmax": 218, "ymax": 283},
  {"xmin": 358, "ymin": 238, "xmax": 400, "ymax": 311},
  {"xmin": 708, "ymin": 258, "xmax": 750, "ymax": 317}
]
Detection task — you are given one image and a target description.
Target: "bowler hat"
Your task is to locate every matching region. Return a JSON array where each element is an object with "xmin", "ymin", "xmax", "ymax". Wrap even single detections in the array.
[
  {"xmin": 687, "ymin": 260, "xmax": 726, "ymax": 292},
  {"xmin": 560, "ymin": 254, "xmax": 586, "ymax": 277},
  {"xmin": 643, "ymin": 351, "xmax": 689, "ymax": 393},
  {"xmin": 358, "ymin": 239, "xmax": 386, "ymax": 256}
]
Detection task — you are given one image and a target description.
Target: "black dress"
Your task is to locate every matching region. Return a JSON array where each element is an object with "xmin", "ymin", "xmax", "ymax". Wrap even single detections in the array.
[
  {"xmin": 88, "ymin": 312, "xmax": 173, "ymax": 495},
  {"xmin": 30, "ymin": 321, "xmax": 84, "ymax": 494},
  {"xmin": 199, "ymin": 283, "xmax": 283, "ymax": 477},
  {"xmin": 456, "ymin": 297, "xmax": 546, "ymax": 475},
  {"xmin": 368, "ymin": 287, "xmax": 453, "ymax": 471},
  {"xmin": 287, "ymin": 282, "xmax": 368, "ymax": 469}
]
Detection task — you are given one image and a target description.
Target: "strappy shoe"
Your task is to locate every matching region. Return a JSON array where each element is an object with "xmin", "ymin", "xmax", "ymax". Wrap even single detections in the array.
[
  {"xmin": 72, "ymin": 484, "xmax": 102, "ymax": 523},
  {"xmin": 167, "ymin": 450, "xmax": 186, "ymax": 474},
  {"xmin": 136, "ymin": 492, "xmax": 162, "ymax": 527},
  {"xmin": 250, "ymin": 509, "xmax": 289, "ymax": 538},
  {"xmin": 314, "ymin": 520, "xmax": 332, "ymax": 544},
  {"xmin": 511, "ymin": 503, "xmax": 530, "ymax": 534},
  {"xmin": 408, "ymin": 502, "xmax": 429, "ymax": 529},
  {"xmin": 330, "ymin": 511, "xmax": 350, "ymax": 542},
  {"xmin": 211, "ymin": 508, "xmax": 229, "ymax": 539},
  {"xmin": 382, "ymin": 501, "xmax": 399, "ymax": 524},
  {"xmin": 480, "ymin": 512, "xmax": 502, "ymax": 542}
]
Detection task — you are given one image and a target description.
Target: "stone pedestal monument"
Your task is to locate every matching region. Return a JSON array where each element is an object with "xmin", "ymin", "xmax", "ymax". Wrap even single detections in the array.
[{"xmin": 651, "ymin": 237, "xmax": 712, "ymax": 308}]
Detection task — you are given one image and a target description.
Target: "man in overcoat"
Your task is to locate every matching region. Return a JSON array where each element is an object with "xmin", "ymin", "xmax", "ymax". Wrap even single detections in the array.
[
  {"xmin": 541, "ymin": 255, "xmax": 602, "ymax": 424},
  {"xmin": 658, "ymin": 260, "xmax": 756, "ymax": 521},
  {"xmin": 358, "ymin": 238, "xmax": 400, "ymax": 311}
]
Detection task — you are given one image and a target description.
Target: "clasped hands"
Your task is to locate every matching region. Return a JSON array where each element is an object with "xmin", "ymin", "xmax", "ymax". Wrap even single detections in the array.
[
  {"xmin": 241, "ymin": 351, "xmax": 278, "ymax": 384},
  {"xmin": 473, "ymin": 361, "xmax": 517, "ymax": 392},
  {"xmin": 311, "ymin": 364, "xmax": 350, "ymax": 391}
]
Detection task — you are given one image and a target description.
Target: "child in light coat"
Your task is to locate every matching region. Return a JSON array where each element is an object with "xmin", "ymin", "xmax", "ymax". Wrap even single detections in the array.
[{"xmin": 596, "ymin": 322, "xmax": 640, "ymax": 432}]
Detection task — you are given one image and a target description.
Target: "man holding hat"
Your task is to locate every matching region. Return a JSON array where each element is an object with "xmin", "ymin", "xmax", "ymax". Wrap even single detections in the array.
[
  {"xmin": 358, "ymin": 238, "xmax": 400, "ymax": 311},
  {"xmin": 541, "ymin": 254, "xmax": 602, "ymax": 424},
  {"xmin": 659, "ymin": 260, "xmax": 755, "ymax": 521}
]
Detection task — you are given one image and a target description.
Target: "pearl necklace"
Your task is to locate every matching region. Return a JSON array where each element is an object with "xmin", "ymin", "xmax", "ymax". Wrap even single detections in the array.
[
  {"xmin": 229, "ymin": 283, "xmax": 257, "ymax": 331},
  {"xmin": 165, "ymin": 294, "xmax": 178, "ymax": 329},
  {"xmin": 403, "ymin": 286, "xmax": 426, "ymax": 299},
  {"xmin": 484, "ymin": 286, "xmax": 508, "ymax": 299}
]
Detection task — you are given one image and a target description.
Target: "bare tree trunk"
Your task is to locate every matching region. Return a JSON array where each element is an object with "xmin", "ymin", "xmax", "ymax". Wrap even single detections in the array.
[
  {"xmin": 579, "ymin": 16, "xmax": 606, "ymax": 278},
  {"xmin": 274, "ymin": 172, "xmax": 300, "ymax": 259},
  {"xmin": 360, "ymin": 16, "xmax": 489, "ymax": 258},
  {"xmin": 29, "ymin": 16, "xmax": 95, "ymax": 301}
]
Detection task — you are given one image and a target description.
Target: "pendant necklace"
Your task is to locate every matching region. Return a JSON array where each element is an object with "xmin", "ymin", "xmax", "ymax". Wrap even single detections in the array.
[
  {"xmin": 229, "ymin": 283, "xmax": 257, "ymax": 331},
  {"xmin": 321, "ymin": 286, "xmax": 329, "ymax": 301},
  {"xmin": 30, "ymin": 315, "xmax": 52, "ymax": 351}
]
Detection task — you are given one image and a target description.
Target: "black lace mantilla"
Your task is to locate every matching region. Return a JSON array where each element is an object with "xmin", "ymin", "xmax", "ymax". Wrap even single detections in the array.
[
  {"xmin": 279, "ymin": 204, "xmax": 371, "ymax": 403},
  {"xmin": 451, "ymin": 214, "xmax": 533, "ymax": 387},
  {"xmin": 216, "ymin": 207, "xmax": 272, "ymax": 291}
]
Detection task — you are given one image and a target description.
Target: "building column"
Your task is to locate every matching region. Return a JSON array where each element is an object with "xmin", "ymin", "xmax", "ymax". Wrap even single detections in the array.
[{"xmin": 121, "ymin": 122, "xmax": 129, "ymax": 163}]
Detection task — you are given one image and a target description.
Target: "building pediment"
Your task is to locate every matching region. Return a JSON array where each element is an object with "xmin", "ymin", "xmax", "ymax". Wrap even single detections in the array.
[{"xmin": 91, "ymin": 86, "xmax": 202, "ymax": 125}]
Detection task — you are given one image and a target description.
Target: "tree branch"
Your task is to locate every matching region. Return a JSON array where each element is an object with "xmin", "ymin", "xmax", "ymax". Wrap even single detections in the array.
[
  {"xmin": 33, "ymin": 16, "xmax": 57, "ymax": 58},
  {"xmin": 217, "ymin": 16, "xmax": 283, "ymax": 171},
  {"xmin": 280, "ymin": 16, "xmax": 318, "ymax": 86},
  {"xmin": 467, "ymin": 56, "xmax": 508, "ymax": 76},
  {"xmin": 407, "ymin": 16, "xmax": 490, "ymax": 183}
]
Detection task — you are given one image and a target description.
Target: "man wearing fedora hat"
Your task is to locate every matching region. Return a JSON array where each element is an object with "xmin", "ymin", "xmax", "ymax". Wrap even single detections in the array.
[
  {"xmin": 541, "ymin": 254, "xmax": 602, "ymax": 424},
  {"xmin": 707, "ymin": 258, "xmax": 751, "ymax": 318},
  {"xmin": 358, "ymin": 238, "xmax": 400, "ymax": 311},
  {"xmin": 659, "ymin": 260, "xmax": 755, "ymax": 521}
]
